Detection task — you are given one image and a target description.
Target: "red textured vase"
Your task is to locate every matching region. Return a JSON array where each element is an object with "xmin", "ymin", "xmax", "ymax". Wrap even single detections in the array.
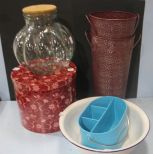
[
  {"xmin": 11, "ymin": 62, "xmax": 76, "ymax": 133},
  {"xmin": 86, "ymin": 11, "xmax": 139, "ymax": 39},
  {"xmin": 88, "ymin": 33, "xmax": 136, "ymax": 98}
]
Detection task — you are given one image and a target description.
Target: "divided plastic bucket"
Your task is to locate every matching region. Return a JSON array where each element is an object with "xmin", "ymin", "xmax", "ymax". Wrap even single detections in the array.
[{"xmin": 79, "ymin": 96, "xmax": 128, "ymax": 149}]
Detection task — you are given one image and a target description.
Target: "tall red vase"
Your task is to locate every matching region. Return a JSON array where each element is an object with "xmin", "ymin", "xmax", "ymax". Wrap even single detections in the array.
[
  {"xmin": 86, "ymin": 11, "xmax": 140, "ymax": 98},
  {"xmin": 91, "ymin": 35, "xmax": 135, "ymax": 97}
]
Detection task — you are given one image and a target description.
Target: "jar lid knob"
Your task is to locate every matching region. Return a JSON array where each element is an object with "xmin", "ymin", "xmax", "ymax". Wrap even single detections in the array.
[{"xmin": 22, "ymin": 4, "xmax": 57, "ymax": 15}]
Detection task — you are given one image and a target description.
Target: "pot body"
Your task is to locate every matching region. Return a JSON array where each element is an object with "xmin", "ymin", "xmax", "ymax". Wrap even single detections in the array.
[
  {"xmin": 91, "ymin": 35, "xmax": 135, "ymax": 98},
  {"xmin": 11, "ymin": 63, "xmax": 76, "ymax": 133}
]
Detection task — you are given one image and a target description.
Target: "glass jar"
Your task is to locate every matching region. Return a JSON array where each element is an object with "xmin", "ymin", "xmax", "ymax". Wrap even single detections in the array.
[{"xmin": 13, "ymin": 4, "xmax": 75, "ymax": 75}]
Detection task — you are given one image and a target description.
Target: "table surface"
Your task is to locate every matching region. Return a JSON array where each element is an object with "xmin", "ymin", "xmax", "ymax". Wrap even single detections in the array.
[{"xmin": 0, "ymin": 98, "xmax": 152, "ymax": 154}]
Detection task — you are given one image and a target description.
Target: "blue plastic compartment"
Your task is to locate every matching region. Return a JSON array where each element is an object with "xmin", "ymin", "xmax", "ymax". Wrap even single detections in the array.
[{"xmin": 78, "ymin": 96, "xmax": 128, "ymax": 149}]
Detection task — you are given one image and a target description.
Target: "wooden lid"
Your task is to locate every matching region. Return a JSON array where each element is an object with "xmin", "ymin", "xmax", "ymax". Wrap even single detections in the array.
[{"xmin": 22, "ymin": 4, "xmax": 57, "ymax": 15}]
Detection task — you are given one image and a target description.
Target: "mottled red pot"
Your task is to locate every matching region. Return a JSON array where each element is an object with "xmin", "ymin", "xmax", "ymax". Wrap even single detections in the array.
[
  {"xmin": 86, "ymin": 11, "xmax": 139, "ymax": 39},
  {"xmin": 11, "ymin": 62, "xmax": 76, "ymax": 133},
  {"xmin": 90, "ymin": 34, "xmax": 135, "ymax": 98}
]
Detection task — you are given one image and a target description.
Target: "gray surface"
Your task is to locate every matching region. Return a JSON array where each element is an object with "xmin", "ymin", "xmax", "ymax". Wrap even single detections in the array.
[{"xmin": 0, "ymin": 98, "xmax": 152, "ymax": 154}]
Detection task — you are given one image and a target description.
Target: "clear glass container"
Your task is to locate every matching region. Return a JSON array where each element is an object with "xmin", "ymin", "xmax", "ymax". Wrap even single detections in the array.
[{"xmin": 13, "ymin": 4, "xmax": 75, "ymax": 75}]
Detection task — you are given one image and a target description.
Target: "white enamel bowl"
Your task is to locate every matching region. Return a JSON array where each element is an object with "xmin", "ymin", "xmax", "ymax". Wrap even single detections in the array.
[{"xmin": 59, "ymin": 97, "xmax": 150, "ymax": 154}]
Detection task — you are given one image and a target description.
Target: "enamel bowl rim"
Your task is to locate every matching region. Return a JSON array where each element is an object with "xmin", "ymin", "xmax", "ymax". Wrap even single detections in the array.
[{"xmin": 59, "ymin": 97, "xmax": 150, "ymax": 153}]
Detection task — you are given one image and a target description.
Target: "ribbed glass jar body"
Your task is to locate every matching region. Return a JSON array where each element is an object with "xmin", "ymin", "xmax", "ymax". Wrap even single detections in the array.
[{"xmin": 13, "ymin": 13, "xmax": 74, "ymax": 75}]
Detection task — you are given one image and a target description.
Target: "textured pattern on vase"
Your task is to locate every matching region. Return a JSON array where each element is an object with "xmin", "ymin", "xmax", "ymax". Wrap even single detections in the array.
[
  {"xmin": 91, "ymin": 35, "xmax": 135, "ymax": 97},
  {"xmin": 87, "ymin": 11, "xmax": 139, "ymax": 39}
]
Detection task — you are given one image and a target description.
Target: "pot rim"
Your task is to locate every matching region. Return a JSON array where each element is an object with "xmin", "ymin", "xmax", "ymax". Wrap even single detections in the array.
[{"xmin": 88, "ymin": 11, "xmax": 138, "ymax": 21}]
